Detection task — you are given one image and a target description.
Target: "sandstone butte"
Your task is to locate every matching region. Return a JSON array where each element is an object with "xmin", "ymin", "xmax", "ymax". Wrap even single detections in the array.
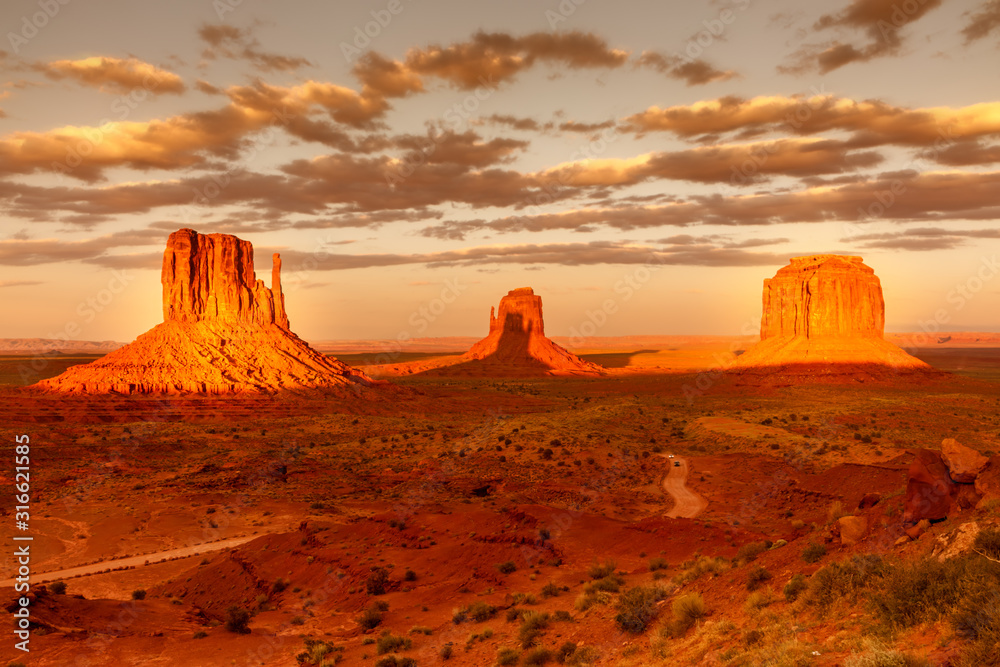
[
  {"xmin": 732, "ymin": 255, "xmax": 934, "ymax": 378},
  {"xmin": 460, "ymin": 287, "xmax": 603, "ymax": 375},
  {"xmin": 35, "ymin": 229, "xmax": 372, "ymax": 394}
]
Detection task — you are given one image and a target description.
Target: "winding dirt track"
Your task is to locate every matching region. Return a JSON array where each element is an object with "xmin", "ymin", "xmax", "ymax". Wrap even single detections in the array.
[
  {"xmin": 662, "ymin": 457, "xmax": 708, "ymax": 518},
  {"xmin": 0, "ymin": 535, "xmax": 257, "ymax": 589}
]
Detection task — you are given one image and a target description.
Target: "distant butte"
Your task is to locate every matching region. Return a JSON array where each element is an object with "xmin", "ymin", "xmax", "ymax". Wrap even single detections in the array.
[
  {"xmin": 732, "ymin": 255, "xmax": 935, "ymax": 380},
  {"xmin": 458, "ymin": 287, "xmax": 603, "ymax": 375},
  {"xmin": 36, "ymin": 228, "xmax": 372, "ymax": 394}
]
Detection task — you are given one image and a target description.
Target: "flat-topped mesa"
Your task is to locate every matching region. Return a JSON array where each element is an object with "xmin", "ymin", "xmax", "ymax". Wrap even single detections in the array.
[
  {"xmin": 761, "ymin": 255, "xmax": 884, "ymax": 340},
  {"xmin": 162, "ymin": 228, "xmax": 289, "ymax": 329},
  {"xmin": 462, "ymin": 287, "xmax": 602, "ymax": 375},
  {"xmin": 36, "ymin": 228, "xmax": 370, "ymax": 395},
  {"xmin": 733, "ymin": 255, "xmax": 933, "ymax": 378}
]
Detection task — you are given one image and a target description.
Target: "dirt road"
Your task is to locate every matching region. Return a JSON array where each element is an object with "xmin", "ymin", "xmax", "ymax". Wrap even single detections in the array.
[
  {"xmin": 0, "ymin": 535, "xmax": 257, "ymax": 589},
  {"xmin": 662, "ymin": 457, "xmax": 708, "ymax": 518}
]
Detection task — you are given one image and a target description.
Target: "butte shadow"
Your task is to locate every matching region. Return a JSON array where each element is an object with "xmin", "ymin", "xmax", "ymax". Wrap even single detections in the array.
[
  {"xmin": 417, "ymin": 287, "xmax": 605, "ymax": 378},
  {"xmin": 34, "ymin": 228, "xmax": 374, "ymax": 395},
  {"xmin": 728, "ymin": 255, "xmax": 944, "ymax": 384}
]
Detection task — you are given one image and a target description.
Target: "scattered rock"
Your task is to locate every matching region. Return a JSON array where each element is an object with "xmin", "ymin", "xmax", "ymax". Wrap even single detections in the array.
[
  {"xmin": 838, "ymin": 515, "xmax": 868, "ymax": 546},
  {"xmin": 858, "ymin": 492, "xmax": 882, "ymax": 509},
  {"xmin": 956, "ymin": 483, "xmax": 983, "ymax": 510},
  {"xmin": 941, "ymin": 438, "xmax": 989, "ymax": 483},
  {"xmin": 905, "ymin": 519, "xmax": 932, "ymax": 540},
  {"xmin": 894, "ymin": 536, "xmax": 909, "ymax": 547},
  {"xmin": 904, "ymin": 449, "xmax": 957, "ymax": 522},
  {"xmin": 932, "ymin": 521, "xmax": 983, "ymax": 561}
]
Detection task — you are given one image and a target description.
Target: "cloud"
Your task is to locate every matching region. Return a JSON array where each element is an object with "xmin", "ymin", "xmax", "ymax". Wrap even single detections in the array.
[
  {"xmin": 924, "ymin": 140, "xmax": 1000, "ymax": 166},
  {"xmin": 782, "ymin": 0, "xmax": 944, "ymax": 73},
  {"xmin": 962, "ymin": 0, "xmax": 1000, "ymax": 43},
  {"xmin": 0, "ymin": 229, "xmax": 164, "ymax": 266},
  {"xmin": 0, "ymin": 280, "xmax": 43, "ymax": 288},
  {"xmin": 635, "ymin": 51, "xmax": 738, "ymax": 86},
  {"xmin": 198, "ymin": 23, "xmax": 312, "ymax": 73},
  {"xmin": 269, "ymin": 239, "xmax": 784, "ymax": 272},
  {"xmin": 422, "ymin": 170, "xmax": 1000, "ymax": 238},
  {"xmin": 392, "ymin": 129, "xmax": 528, "ymax": 168},
  {"xmin": 843, "ymin": 226, "xmax": 1000, "ymax": 251},
  {"xmin": 536, "ymin": 138, "xmax": 883, "ymax": 187},
  {"xmin": 481, "ymin": 114, "xmax": 547, "ymax": 132},
  {"xmin": 624, "ymin": 95, "xmax": 1000, "ymax": 148},
  {"xmin": 37, "ymin": 56, "xmax": 185, "ymax": 95},
  {"xmin": 370, "ymin": 30, "xmax": 628, "ymax": 93}
]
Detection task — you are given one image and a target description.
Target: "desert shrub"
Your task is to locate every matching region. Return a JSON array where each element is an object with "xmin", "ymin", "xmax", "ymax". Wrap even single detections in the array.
[
  {"xmin": 557, "ymin": 641, "xmax": 578, "ymax": 662},
  {"xmin": 588, "ymin": 559, "xmax": 616, "ymax": 580},
  {"xmin": 409, "ymin": 625, "xmax": 432, "ymax": 635},
  {"xmin": 49, "ymin": 581, "xmax": 67, "ymax": 595},
  {"xmin": 574, "ymin": 591, "xmax": 611, "ymax": 612},
  {"xmin": 671, "ymin": 592, "xmax": 707, "ymax": 635},
  {"xmin": 272, "ymin": 577, "xmax": 289, "ymax": 593},
  {"xmin": 366, "ymin": 567, "xmax": 390, "ymax": 595},
  {"xmin": 439, "ymin": 643, "xmax": 453, "ymax": 660},
  {"xmin": 131, "ymin": 589, "xmax": 146, "ymax": 600},
  {"xmin": 506, "ymin": 607, "xmax": 522, "ymax": 622},
  {"xmin": 784, "ymin": 573, "xmax": 808, "ymax": 602},
  {"xmin": 827, "ymin": 500, "xmax": 846, "ymax": 524},
  {"xmin": 566, "ymin": 646, "xmax": 599, "ymax": 666},
  {"xmin": 871, "ymin": 557, "xmax": 965, "ymax": 628},
  {"xmin": 770, "ymin": 539, "xmax": 788, "ymax": 550},
  {"xmin": 648, "ymin": 556, "xmax": 669, "ymax": 571},
  {"xmin": 843, "ymin": 639, "xmax": 931, "ymax": 667},
  {"xmin": 466, "ymin": 601, "xmax": 498, "ymax": 622},
  {"xmin": 358, "ymin": 603, "xmax": 385, "ymax": 630},
  {"xmin": 584, "ymin": 573, "xmax": 624, "ymax": 594},
  {"xmin": 746, "ymin": 565, "xmax": 773, "ymax": 591},
  {"xmin": 297, "ymin": 638, "xmax": 344, "ymax": 665},
  {"xmin": 734, "ymin": 541, "xmax": 768, "ymax": 565},
  {"xmin": 541, "ymin": 581, "xmax": 561, "ymax": 598},
  {"xmin": 554, "ymin": 610, "xmax": 573, "ymax": 622},
  {"xmin": 973, "ymin": 527, "xmax": 1000, "ymax": 560},
  {"xmin": 523, "ymin": 647, "xmax": 554, "ymax": 665},
  {"xmin": 403, "ymin": 569, "xmax": 417, "ymax": 582},
  {"xmin": 744, "ymin": 588, "xmax": 775, "ymax": 613},
  {"xmin": 672, "ymin": 556, "xmax": 729, "ymax": 585},
  {"xmin": 614, "ymin": 586, "xmax": 663, "ymax": 634},
  {"xmin": 496, "ymin": 646, "xmax": 520, "ymax": 665},
  {"xmin": 496, "ymin": 560, "xmax": 517, "ymax": 574},
  {"xmin": 512, "ymin": 592, "xmax": 538, "ymax": 605},
  {"xmin": 374, "ymin": 657, "xmax": 416, "ymax": 667},
  {"xmin": 518, "ymin": 611, "xmax": 551, "ymax": 648},
  {"xmin": 801, "ymin": 541, "xmax": 827, "ymax": 564},
  {"xmin": 192, "ymin": 630, "xmax": 208, "ymax": 639},
  {"xmin": 807, "ymin": 554, "xmax": 887, "ymax": 609},
  {"xmin": 224, "ymin": 605, "xmax": 251, "ymax": 634},
  {"xmin": 375, "ymin": 632, "xmax": 412, "ymax": 655}
]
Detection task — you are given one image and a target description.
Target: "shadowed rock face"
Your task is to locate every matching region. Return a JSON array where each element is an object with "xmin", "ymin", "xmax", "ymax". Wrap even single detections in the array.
[
  {"xmin": 36, "ymin": 228, "xmax": 370, "ymax": 395},
  {"xmin": 462, "ymin": 288, "xmax": 602, "ymax": 374},
  {"xmin": 733, "ymin": 255, "xmax": 932, "ymax": 378}
]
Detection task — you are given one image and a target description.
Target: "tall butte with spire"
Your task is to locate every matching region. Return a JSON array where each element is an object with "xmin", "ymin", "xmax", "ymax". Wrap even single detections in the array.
[
  {"xmin": 732, "ymin": 255, "xmax": 933, "ymax": 379},
  {"xmin": 457, "ymin": 287, "xmax": 603, "ymax": 375},
  {"xmin": 37, "ymin": 228, "xmax": 371, "ymax": 394}
]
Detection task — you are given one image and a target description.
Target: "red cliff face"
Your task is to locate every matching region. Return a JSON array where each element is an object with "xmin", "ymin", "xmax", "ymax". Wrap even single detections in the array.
[
  {"xmin": 162, "ymin": 229, "xmax": 289, "ymax": 329},
  {"xmin": 734, "ymin": 255, "xmax": 932, "ymax": 378},
  {"xmin": 463, "ymin": 288, "xmax": 602, "ymax": 374},
  {"xmin": 36, "ymin": 229, "xmax": 370, "ymax": 395},
  {"xmin": 761, "ymin": 255, "xmax": 884, "ymax": 340}
]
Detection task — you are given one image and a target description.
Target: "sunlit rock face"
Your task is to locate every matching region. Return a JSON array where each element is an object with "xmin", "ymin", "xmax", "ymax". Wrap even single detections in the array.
[
  {"xmin": 733, "ymin": 255, "xmax": 932, "ymax": 378},
  {"xmin": 462, "ymin": 287, "xmax": 603, "ymax": 374},
  {"xmin": 36, "ymin": 229, "xmax": 371, "ymax": 395},
  {"xmin": 761, "ymin": 255, "xmax": 884, "ymax": 340}
]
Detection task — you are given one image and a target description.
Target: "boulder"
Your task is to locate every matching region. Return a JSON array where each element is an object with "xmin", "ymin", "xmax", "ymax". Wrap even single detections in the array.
[
  {"xmin": 941, "ymin": 438, "xmax": 989, "ymax": 483},
  {"xmin": 461, "ymin": 288, "xmax": 603, "ymax": 374},
  {"xmin": 732, "ymin": 255, "xmax": 932, "ymax": 377},
  {"xmin": 975, "ymin": 456, "xmax": 1000, "ymax": 501},
  {"xmin": 838, "ymin": 515, "xmax": 868, "ymax": 546},
  {"xmin": 858, "ymin": 492, "xmax": 882, "ymax": 510},
  {"xmin": 904, "ymin": 449, "xmax": 957, "ymax": 523},
  {"xmin": 35, "ymin": 228, "xmax": 372, "ymax": 394},
  {"xmin": 956, "ymin": 484, "xmax": 983, "ymax": 510}
]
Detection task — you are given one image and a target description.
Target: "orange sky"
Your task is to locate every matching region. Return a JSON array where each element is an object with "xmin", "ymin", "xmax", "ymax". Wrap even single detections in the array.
[{"xmin": 0, "ymin": 0, "xmax": 998, "ymax": 341}]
